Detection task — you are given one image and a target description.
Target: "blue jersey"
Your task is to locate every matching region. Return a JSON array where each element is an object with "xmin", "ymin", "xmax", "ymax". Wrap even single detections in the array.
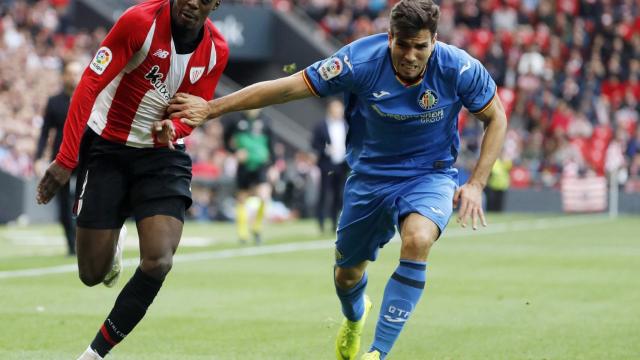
[{"xmin": 303, "ymin": 33, "xmax": 496, "ymax": 177}]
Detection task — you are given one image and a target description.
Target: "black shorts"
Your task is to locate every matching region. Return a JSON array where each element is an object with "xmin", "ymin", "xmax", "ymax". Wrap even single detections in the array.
[
  {"xmin": 236, "ymin": 164, "xmax": 268, "ymax": 190},
  {"xmin": 74, "ymin": 130, "xmax": 192, "ymax": 229}
]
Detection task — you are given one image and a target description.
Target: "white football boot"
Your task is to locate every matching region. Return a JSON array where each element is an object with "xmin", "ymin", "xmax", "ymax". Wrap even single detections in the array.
[
  {"xmin": 103, "ymin": 225, "xmax": 127, "ymax": 288},
  {"xmin": 76, "ymin": 346, "xmax": 103, "ymax": 360}
]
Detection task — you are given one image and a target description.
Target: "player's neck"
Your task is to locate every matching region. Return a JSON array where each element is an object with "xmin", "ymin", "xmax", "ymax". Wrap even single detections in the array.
[{"xmin": 171, "ymin": 22, "xmax": 204, "ymax": 54}]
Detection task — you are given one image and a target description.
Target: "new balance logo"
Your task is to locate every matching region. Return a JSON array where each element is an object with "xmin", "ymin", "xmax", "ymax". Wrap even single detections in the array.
[
  {"xmin": 459, "ymin": 60, "xmax": 471, "ymax": 75},
  {"xmin": 372, "ymin": 90, "xmax": 390, "ymax": 99},
  {"xmin": 153, "ymin": 49, "xmax": 169, "ymax": 59}
]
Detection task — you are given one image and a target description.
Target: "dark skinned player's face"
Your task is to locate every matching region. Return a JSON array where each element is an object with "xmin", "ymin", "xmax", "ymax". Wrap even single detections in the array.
[{"xmin": 172, "ymin": 0, "xmax": 219, "ymax": 30}]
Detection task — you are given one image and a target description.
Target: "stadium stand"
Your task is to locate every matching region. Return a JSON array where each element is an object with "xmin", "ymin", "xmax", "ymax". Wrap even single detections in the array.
[{"xmin": 0, "ymin": 0, "xmax": 638, "ymax": 221}]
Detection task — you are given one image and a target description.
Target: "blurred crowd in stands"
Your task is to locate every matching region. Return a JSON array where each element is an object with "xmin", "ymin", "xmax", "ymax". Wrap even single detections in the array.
[{"xmin": 1, "ymin": 0, "xmax": 639, "ymax": 222}]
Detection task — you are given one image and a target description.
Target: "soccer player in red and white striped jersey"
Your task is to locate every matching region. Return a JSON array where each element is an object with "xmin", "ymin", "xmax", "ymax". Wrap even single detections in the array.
[{"xmin": 36, "ymin": 1, "xmax": 228, "ymax": 358}]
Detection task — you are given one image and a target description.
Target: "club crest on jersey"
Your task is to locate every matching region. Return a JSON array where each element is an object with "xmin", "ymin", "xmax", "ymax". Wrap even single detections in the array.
[
  {"xmin": 90, "ymin": 47, "xmax": 112, "ymax": 75},
  {"xmin": 145, "ymin": 65, "xmax": 170, "ymax": 101},
  {"xmin": 190, "ymin": 66, "xmax": 205, "ymax": 84},
  {"xmin": 418, "ymin": 89, "xmax": 438, "ymax": 110},
  {"xmin": 318, "ymin": 57, "xmax": 343, "ymax": 81}
]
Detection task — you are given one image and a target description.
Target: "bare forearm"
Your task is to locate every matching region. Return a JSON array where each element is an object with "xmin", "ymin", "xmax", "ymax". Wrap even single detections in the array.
[
  {"xmin": 468, "ymin": 99, "xmax": 508, "ymax": 187},
  {"xmin": 207, "ymin": 72, "xmax": 310, "ymax": 118}
]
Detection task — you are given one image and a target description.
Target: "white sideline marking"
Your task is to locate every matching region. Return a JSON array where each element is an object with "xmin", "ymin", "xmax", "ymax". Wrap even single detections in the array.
[{"xmin": 0, "ymin": 215, "xmax": 609, "ymax": 280}]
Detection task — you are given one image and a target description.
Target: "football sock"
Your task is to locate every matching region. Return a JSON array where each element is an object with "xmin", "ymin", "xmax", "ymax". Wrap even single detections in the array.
[
  {"xmin": 90, "ymin": 267, "xmax": 163, "ymax": 357},
  {"xmin": 236, "ymin": 202, "xmax": 249, "ymax": 241},
  {"xmin": 335, "ymin": 270, "xmax": 368, "ymax": 321},
  {"xmin": 371, "ymin": 259, "xmax": 426, "ymax": 358},
  {"xmin": 252, "ymin": 199, "xmax": 266, "ymax": 234}
]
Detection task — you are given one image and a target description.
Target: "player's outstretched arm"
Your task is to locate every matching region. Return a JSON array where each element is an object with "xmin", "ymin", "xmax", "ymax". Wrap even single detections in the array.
[
  {"xmin": 453, "ymin": 95, "xmax": 507, "ymax": 230},
  {"xmin": 168, "ymin": 71, "xmax": 312, "ymax": 128}
]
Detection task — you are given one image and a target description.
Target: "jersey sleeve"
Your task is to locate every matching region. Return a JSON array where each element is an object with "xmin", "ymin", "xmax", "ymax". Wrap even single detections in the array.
[
  {"xmin": 172, "ymin": 30, "xmax": 230, "ymax": 140},
  {"xmin": 302, "ymin": 45, "xmax": 357, "ymax": 97},
  {"xmin": 455, "ymin": 53, "xmax": 497, "ymax": 114},
  {"xmin": 55, "ymin": 7, "xmax": 149, "ymax": 170}
]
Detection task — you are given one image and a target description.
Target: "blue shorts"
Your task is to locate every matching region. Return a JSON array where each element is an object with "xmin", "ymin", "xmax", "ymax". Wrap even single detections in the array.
[{"xmin": 335, "ymin": 169, "xmax": 458, "ymax": 267}]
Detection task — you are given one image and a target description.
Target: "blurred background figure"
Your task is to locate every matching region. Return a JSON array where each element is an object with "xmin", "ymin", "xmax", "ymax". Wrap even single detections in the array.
[
  {"xmin": 485, "ymin": 150, "xmax": 512, "ymax": 212},
  {"xmin": 33, "ymin": 60, "xmax": 83, "ymax": 256},
  {"xmin": 312, "ymin": 99, "xmax": 348, "ymax": 233},
  {"xmin": 228, "ymin": 109, "xmax": 273, "ymax": 244}
]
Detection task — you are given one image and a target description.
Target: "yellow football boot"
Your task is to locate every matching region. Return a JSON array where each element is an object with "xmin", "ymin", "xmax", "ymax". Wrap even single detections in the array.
[
  {"xmin": 360, "ymin": 350, "xmax": 381, "ymax": 360},
  {"xmin": 335, "ymin": 295, "xmax": 373, "ymax": 360}
]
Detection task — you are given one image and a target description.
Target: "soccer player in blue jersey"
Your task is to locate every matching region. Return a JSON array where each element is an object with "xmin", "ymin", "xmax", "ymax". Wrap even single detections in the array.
[{"xmin": 163, "ymin": 0, "xmax": 507, "ymax": 358}]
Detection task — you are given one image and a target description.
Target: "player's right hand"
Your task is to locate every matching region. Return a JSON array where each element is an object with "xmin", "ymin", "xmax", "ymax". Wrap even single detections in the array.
[
  {"xmin": 167, "ymin": 93, "xmax": 210, "ymax": 128},
  {"xmin": 36, "ymin": 160, "xmax": 71, "ymax": 205},
  {"xmin": 152, "ymin": 119, "xmax": 176, "ymax": 150}
]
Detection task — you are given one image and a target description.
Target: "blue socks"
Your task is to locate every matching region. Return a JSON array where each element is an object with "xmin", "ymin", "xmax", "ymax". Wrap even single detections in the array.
[
  {"xmin": 370, "ymin": 259, "xmax": 427, "ymax": 358},
  {"xmin": 335, "ymin": 270, "xmax": 368, "ymax": 322}
]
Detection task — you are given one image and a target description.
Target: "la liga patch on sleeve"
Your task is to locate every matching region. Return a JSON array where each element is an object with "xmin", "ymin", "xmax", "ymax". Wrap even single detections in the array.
[
  {"xmin": 90, "ymin": 47, "xmax": 113, "ymax": 75},
  {"xmin": 318, "ymin": 57, "xmax": 343, "ymax": 81}
]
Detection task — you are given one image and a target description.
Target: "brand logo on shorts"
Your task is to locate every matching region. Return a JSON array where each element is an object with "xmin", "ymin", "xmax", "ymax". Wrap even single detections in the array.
[
  {"xmin": 430, "ymin": 206, "xmax": 444, "ymax": 216},
  {"xmin": 90, "ymin": 47, "xmax": 112, "ymax": 75},
  {"xmin": 74, "ymin": 170, "xmax": 90, "ymax": 216}
]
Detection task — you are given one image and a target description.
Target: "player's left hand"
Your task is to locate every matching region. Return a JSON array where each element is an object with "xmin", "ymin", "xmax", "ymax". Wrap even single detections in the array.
[
  {"xmin": 152, "ymin": 119, "xmax": 176, "ymax": 150},
  {"xmin": 453, "ymin": 182, "xmax": 487, "ymax": 230},
  {"xmin": 167, "ymin": 93, "xmax": 210, "ymax": 128}
]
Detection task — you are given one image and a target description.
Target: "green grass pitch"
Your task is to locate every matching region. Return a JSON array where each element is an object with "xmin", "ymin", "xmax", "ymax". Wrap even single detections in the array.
[{"xmin": 0, "ymin": 214, "xmax": 638, "ymax": 359}]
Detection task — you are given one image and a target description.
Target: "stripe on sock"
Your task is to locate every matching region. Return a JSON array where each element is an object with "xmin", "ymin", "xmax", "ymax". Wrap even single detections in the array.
[
  {"xmin": 399, "ymin": 260, "xmax": 427, "ymax": 270},
  {"xmin": 100, "ymin": 324, "xmax": 118, "ymax": 346},
  {"xmin": 391, "ymin": 272, "xmax": 425, "ymax": 289}
]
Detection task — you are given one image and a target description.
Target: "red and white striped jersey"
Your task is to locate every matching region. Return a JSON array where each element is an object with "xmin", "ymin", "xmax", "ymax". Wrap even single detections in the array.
[{"xmin": 56, "ymin": 0, "xmax": 228, "ymax": 170}]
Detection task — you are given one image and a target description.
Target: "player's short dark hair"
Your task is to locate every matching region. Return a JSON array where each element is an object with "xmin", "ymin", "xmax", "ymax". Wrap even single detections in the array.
[{"xmin": 390, "ymin": 0, "xmax": 440, "ymax": 38}]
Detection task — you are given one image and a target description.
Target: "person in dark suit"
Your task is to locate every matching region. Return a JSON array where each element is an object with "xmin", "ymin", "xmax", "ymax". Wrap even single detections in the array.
[
  {"xmin": 35, "ymin": 61, "xmax": 83, "ymax": 256},
  {"xmin": 312, "ymin": 99, "xmax": 349, "ymax": 233}
]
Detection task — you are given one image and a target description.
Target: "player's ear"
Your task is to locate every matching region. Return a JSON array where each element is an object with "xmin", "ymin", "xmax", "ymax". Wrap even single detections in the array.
[
  {"xmin": 433, "ymin": 32, "xmax": 438, "ymax": 42},
  {"xmin": 387, "ymin": 30, "xmax": 393, "ymax": 48}
]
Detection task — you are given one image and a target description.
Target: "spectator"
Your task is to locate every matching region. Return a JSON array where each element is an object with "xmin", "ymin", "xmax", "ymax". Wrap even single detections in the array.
[{"xmin": 312, "ymin": 99, "xmax": 348, "ymax": 233}]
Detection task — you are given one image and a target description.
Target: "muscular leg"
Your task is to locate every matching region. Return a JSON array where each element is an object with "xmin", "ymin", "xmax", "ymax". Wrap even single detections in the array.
[
  {"xmin": 335, "ymin": 261, "xmax": 369, "ymax": 321},
  {"xmin": 335, "ymin": 260, "xmax": 372, "ymax": 360},
  {"xmin": 369, "ymin": 213, "xmax": 438, "ymax": 358},
  {"xmin": 137, "ymin": 215, "xmax": 183, "ymax": 280},
  {"xmin": 76, "ymin": 227, "xmax": 121, "ymax": 286},
  {"xmin": 88, "ymin": 214, "xmax": 183, "ymax": 357}
]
